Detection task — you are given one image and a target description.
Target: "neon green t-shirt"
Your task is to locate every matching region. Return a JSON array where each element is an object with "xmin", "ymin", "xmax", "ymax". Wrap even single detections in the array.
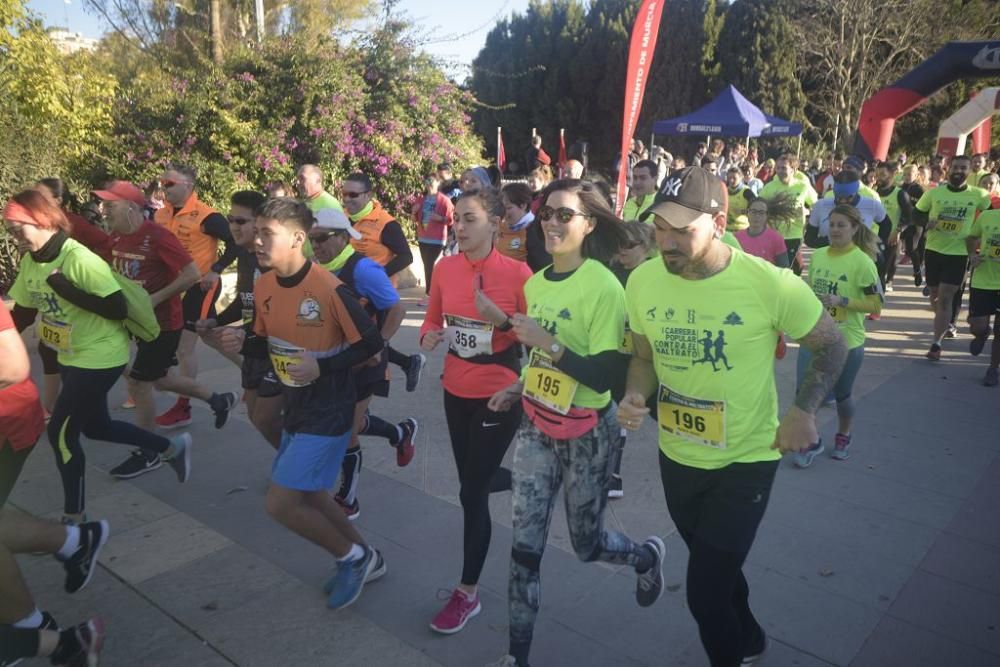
[
  {"xmin": 623, "ymin": 194, "xmax": 655, "ymax": 222},
  {"xmin": 823, "ymin": 183, "xmax": 879, "ymax": 201},
  {"xmin": 10, "ymin": 237, "xmax": 130, "ymax": 369},
  {"xmin": 805, "ymin": 245, "xmax": 881, "ymax": 349},
  {"xmin": 759, "ymin": 178, "xmax": 818, "ymax": 240},
  {"xmin": 915, "ymin": 185, "xmax": 991, "ymax": 256},
  {"xmin": 522, "ymin": 258, "xmax": 625, "ymax": 409},
  {"xmin": 879, "ymin": 187, "xmax": 903, "ymax": 236},
  {"xmin": 969, "ymin": 209, "xmax": 1000, "ymax": 290},
  {"xmin": 721, "ymin": 230, "xmax": 742, "ymax": 250},
  {"xmin": 625, "ymin": 250, "xmax": 823, "ymax": 469},
  {"xmin": 968, "ymin": 170, "xmax": 991, "ymax": 189}
]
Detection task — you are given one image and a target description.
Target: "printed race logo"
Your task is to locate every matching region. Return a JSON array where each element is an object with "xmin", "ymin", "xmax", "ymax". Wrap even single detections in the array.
[
  {"xmin": 972, "ymin": 45, "xmax": 1000, "ymax": 70},
  {"xmin": 297, "ymin": 297, "xmax": 323, "ymax": 325}
]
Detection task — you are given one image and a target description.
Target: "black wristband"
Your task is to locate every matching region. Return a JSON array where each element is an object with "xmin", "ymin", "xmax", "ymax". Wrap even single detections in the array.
[{"xmin": 497, "ymin": 317, "xmax": 514, "ymax": 332}]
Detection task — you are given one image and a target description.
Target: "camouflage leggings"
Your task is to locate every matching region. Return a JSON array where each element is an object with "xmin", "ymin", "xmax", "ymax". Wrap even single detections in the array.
[{"xmin": 508, "ymin": 404, "xmax": 647, "ymax": 655}]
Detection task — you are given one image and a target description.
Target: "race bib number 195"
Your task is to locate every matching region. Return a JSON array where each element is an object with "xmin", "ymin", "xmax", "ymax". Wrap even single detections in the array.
[{"xmin": 523, "ymin": 348, "xmax": 578, "ymax": 415}]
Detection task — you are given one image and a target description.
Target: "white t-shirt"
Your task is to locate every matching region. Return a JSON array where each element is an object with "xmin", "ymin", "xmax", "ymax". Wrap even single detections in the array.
[{"xmin": 808, "ymin": 197, "xmax": 887, "ymax": 238}]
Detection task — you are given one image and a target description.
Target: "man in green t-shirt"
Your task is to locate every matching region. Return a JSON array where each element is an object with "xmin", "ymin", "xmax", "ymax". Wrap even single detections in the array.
[
  {"xmin": 966, "ymin": 208, "xmax": 1000, "ymax": 386},
  {"xmin": 914, "ymin": 155, "xmax": 992, "ymax": 360},
  {"xmin": 758, "ymin": 153, "xmax": 818, "ymax": 274},
  {"xmin": 296, "ymin": 164, "xmax": 343, "ymax": 213},
  {"xmin": 623, "ymin": 167, "xmax": 848, "ymax": 666},
  {"xmin": 622, "ymin": 160, "xmax": 658, "ymax": 221}
]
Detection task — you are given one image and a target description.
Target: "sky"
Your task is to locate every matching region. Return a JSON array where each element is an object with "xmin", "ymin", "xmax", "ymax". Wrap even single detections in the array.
[{"xmin": 25, "ymin": 0, "xmax": 532, "ymax": 78}]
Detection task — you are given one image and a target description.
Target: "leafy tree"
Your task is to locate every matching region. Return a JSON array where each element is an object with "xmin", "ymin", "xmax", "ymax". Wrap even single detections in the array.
[{"xmin": 716, "ymin": 0, "xmax": 806, "ymax": 129}]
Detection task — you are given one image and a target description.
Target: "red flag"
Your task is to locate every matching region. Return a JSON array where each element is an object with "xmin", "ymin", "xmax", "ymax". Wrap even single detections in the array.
[
  {"xmin": 615, "ymin": 0, "xmax": 665, "ymax": 215},
  {"xmin": 558, "ymin": 129, "xmax": 567, "ymax": 178},
  {"xmin": 497, "ymin": 127, "xmax": 507, "ymax": 172}
]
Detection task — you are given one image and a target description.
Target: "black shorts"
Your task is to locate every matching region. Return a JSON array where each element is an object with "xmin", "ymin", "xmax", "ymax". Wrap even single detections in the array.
[
  {"xmin": 969, "ymin": 287, "xmax": 1000, "ymax": 319},
  {"xmin": 0, "ymin": 443, "xmax": 34, "ymax": 507},
  {"xmin": 182, "ymin": 281, "xmax": 222, "ymax": 332},
  {"xmin": 356, "ymin": 379, "xmax": 390, "ymax": 403},
  {"xmin": 924, "ymin": 250, "xmax": 968, "ymax": 288},
  {"xmin": 241, "ymin": 355, "xmax": 282, "ymax": 398},
  {"xmin": 36, "ymin": 338, "xmax": 60, "ymax": 375},
  {"xmin": 130, "ymin": 329, "xmax": 182, "ymax": 382}
]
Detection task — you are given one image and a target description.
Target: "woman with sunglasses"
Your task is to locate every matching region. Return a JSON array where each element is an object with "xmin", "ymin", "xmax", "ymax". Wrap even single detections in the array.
[
  {"xmin": 4, "ymin": 190, "xmax": 192, "ymax": 524},
  {"xmin": 419, "ymin": 188, "xmax": 532, "ymax": 635},
  {"xmin": 486, "ymin": 180, "xmax": 665, "ymax": 667}
]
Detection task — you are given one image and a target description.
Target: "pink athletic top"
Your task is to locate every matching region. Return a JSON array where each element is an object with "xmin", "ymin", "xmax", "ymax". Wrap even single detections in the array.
[
  {"xmin": 420, "ymin": 248, "xmax": 532, "ymax": 398},
  {"xmin": 734, "ymin": 226, "xmax": 787, "ymax": 265}
]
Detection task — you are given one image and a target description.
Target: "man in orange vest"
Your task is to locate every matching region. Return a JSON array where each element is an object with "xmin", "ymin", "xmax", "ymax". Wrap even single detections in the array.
[
  {"xmin": 153, "ymin": 164, "xmax": 240, "ymax": 428},
  {"xmin": 341, "ymin": 172, "xmax": 425, "ymax": 391}
]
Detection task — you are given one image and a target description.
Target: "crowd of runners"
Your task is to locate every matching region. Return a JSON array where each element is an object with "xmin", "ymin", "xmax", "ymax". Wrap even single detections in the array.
[{"xmin": 1, "ymin": 141, "xmax": 998, "ymax": 666}]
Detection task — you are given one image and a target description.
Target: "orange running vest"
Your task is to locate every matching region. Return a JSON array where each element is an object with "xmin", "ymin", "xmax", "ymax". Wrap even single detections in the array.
[{"xmin": 154, "ymin": 194, "xmax": 220, "ymax": 275}]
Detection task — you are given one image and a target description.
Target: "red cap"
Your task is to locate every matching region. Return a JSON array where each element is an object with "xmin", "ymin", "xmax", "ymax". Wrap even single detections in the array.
[{"xmin": 93, "ymin": 181, "xmax": 146, "ymax": 207}]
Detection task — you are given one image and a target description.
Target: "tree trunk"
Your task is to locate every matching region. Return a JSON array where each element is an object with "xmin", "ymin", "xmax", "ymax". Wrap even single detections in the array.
[{"xmin": 210, "ymin": 0, "xmax": 224, "ymax": 65}]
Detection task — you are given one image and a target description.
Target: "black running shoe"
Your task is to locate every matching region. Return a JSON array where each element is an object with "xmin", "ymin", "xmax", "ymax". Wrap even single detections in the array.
[
  {"xmin": 61, "ymin": 520, "xmax": 110, "ymax": 594},
  {"xmin": 40, "ymin": 610, "xmax": 61, "ymax": 631},
  {"xmin": 914, "ymin": 270, "xmax": 922, "ymax": 287},
  {"xmin": 970, "ymin": 333, "xmax": 988, "ymax": 356},
  {"xmin": 209, "ymin": 391, "xmax": 237, "ymax": 429},
  {"xmin": 635, "ymin": 536, "xmax": 665, "ymax": 607},
  {"xmin": 109, "ymin": 450, "xmax": 162, "ymax": 479},
  {"xmin": 405, "ymin": 354, "xmax": 426, "ymax": 392}
]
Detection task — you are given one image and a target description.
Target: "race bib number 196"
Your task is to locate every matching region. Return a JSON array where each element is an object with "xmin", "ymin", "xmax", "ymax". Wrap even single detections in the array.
[{"xmin": 657, "ymin": 385, "xmax": 727, "ymax": 449}]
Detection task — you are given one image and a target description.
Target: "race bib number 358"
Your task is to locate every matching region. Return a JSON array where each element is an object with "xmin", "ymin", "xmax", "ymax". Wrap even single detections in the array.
[
  {"xmin": 657, "ymin": 385, "xmax": 726, "ymax": 449},
  {"xmin": 444, "ymin": 314, "xmax": 494, "ymax": 359}
]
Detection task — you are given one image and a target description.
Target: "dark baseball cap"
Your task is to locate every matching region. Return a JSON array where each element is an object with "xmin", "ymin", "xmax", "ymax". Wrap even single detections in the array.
[{"xmin": 642, "ymin": 166, "xmax": 725, "ymax": 228}]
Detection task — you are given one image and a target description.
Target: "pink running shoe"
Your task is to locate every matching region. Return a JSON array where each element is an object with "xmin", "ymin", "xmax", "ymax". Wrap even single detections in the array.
[
  {"xmin": 430, "ymin": 589, "xmax": 481, "ymax": 635},
  {"xmin": 831, "ymin": 433, "xmax": 852, "ymax": 460}
]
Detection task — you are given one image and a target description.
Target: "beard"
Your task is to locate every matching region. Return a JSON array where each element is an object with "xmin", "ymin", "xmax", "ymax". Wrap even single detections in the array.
[{"xmin": 949, "ymin": 173, "xmax": 967, "ymax": 188}]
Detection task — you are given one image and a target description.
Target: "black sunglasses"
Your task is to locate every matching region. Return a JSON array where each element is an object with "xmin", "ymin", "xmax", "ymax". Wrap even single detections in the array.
[
  {"xmin": 308, "ymin": 231, "xmax": 341, "ymax": 244},
  {"xmin": 538, "ymin": 206, "xmax": 589, "ymax": 224}
]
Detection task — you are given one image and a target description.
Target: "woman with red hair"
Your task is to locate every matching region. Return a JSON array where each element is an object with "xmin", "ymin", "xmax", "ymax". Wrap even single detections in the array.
[{"xmin": 3, "ymin": 190, "xmax": 192, "ymax": 524}]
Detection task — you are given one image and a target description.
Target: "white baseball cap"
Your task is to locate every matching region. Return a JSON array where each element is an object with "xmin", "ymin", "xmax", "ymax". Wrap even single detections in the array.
[{"xmin": 313, "ymin": 208, "xmax": 361, "ymax": 239}]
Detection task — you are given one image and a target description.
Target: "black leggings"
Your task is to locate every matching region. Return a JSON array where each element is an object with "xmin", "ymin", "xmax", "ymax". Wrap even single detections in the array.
[
  {"xmin": 785, "ymin": 239, "xmax": 802, "ymax": 275},
  {"xmin": 418, "ymin": 242, "xmax": 444, "ymax": 296},
  {"xmin": 0, "ymin": 442, "xmax": 33, "ymax": 507},
  {"xmin": 901, "ymin": 225, "xmax": 925, "ymax": 271},
  {"xmin": 49, "ymin": 365, "xmax": 170, "ymax": 515},
  {"xmin": 0, "ymin": 626, "xmax": 40, "ymax": 663},
  {"xmin": 444, "ymin": 390, "xmax": 521, "ymax": 586},
  {"xmin": 883, "ymin": 241, "xmax": 899, "ymax": 285}
]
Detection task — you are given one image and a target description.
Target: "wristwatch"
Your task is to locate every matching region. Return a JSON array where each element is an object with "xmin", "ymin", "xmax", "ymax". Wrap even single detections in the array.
[
  {"xmin": 549, "ymin": 340, "xmax": 562, "ymax": 355},
  {"xmin": 497, "ymin": 317, "xmax": 513, "ymax": 332}
]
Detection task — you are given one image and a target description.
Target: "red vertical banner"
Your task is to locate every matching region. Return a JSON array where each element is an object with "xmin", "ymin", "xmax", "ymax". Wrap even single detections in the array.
[
  {"xmin": 558, "ymin": 128, "xmax": 567, "ymax": 178},
  {"xmin": 970, "ymin": 118, "xmax": 992, "ymax": 155},
  {"xmin": 615, "ymin": 0, "xmax": 666, "ymax": 215},
  {"xmin": 497, "ymin": 127, "xmax": 507, "ymax": 173}
]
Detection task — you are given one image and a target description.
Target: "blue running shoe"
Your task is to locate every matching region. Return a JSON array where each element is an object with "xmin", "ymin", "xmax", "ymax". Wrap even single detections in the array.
[
  {"xmin": 326, "ymin": 546, "xmax": 374, "ymax": 610},
  {"xmin": 794, "ymin": 440, "xmax": 824, "ymax": 468}
]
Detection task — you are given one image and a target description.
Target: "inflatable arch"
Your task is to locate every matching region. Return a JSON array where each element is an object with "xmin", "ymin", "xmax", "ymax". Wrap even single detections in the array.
[
  {"xmin": 936, "ymin": 88, "xmax": 999, "ymax": 159},
  {"xmin": 853, "ymin": 41, "xmax": 1000, "ymax": 160}
]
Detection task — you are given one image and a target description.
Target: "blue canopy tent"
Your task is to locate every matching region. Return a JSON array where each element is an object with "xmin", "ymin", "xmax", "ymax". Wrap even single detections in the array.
[{"xmin": 651, "ymin": 85, "xmax": 804, "ymax": 154}]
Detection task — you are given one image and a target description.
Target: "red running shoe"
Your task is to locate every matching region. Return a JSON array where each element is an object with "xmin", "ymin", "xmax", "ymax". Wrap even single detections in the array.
[
  {"xmin": 396, "ymin": 418, "xmax": 418, "ymax": 467},
  {"xmin": 155, "ymin": 400, "xmax": 192, "ymax": 429}
]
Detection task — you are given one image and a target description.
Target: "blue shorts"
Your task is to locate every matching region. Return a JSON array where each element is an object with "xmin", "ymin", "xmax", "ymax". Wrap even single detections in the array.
[{"xmin": 271, "ymin": 431, "xmax": 350, "ymax": 492}]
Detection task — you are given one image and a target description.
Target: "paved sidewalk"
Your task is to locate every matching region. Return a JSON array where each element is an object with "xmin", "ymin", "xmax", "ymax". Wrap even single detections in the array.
[{"xmin": 10, "ymin": 276, "xmax": 999, "ymax": 666}]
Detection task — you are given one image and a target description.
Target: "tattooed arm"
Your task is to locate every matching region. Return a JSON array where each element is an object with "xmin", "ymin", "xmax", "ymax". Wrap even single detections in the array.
[{"xmin": 773, "ymin": 311, "xmax": 848, "ymax": 454}]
